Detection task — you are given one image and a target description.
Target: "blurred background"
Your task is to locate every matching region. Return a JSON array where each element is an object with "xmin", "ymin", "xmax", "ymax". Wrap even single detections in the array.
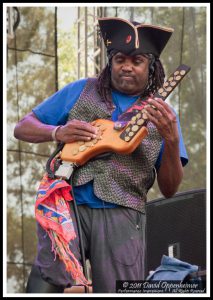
[{"xmin": 5, "ymin": 4, "xmax": 207, "ymax": 293}]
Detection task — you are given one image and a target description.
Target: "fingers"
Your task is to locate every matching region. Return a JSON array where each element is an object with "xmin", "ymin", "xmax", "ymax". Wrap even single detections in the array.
[
  {"xmin": 68, "ymin": 128, "xmax": 97, "ymax": 139},
  {"xmin": 59, "ymin": 119, "xmax": 99, "ymax": 143},
  {"xmin": 146, "ymin": 97, "xmax": 168, "ymax": 117},
  {"xmin": 67, "ymin": 119, "xmax": 98, "ymax": 134},
  {"xmin": 66, "ymin": 134, "xmax": 95, "ymax": 142},
  {"xmin": 143, "ymin": 97, "xmax": 179, "ymax": 142},
  {"xmin": 144, "ymin": 100, "xmax": 163, "ymax": 126},
  {"xmin": 145, "ymin": 97, "xmax": 177, "ymax": 124}
]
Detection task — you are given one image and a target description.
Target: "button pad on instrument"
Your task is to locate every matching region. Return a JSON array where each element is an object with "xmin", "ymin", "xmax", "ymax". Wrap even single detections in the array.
[
  {"xmin": 72, "ymin": 125, "xmax": 104, "ymax": 156},
  {"xmin": 156, "ymin": 66, "xmax": 189, "ymax": 101}
]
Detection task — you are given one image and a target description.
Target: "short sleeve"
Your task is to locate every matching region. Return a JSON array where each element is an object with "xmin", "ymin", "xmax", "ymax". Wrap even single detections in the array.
[{"xmin": 32, "ymin": 79, "xmax": 87, "ymax": 125}]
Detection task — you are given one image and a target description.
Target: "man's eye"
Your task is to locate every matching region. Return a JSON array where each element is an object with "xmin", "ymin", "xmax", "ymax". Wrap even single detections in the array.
[
  {"xmin": 115, "ymin": 58, "xmax": 124, "ymax": 63},
  {"xmin": 134, "ymin": 60, "xmax": 143, "ymax": 64}
]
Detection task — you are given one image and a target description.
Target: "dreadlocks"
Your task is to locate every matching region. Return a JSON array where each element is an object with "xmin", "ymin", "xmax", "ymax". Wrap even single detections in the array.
[{"xmin": 96, "ymin": 54, "xmax": 165, "ymax": 110}]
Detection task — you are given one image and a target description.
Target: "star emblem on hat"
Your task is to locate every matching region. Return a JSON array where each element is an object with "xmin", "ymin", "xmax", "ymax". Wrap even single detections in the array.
[
  {"xmin": 125, "ymin": 35, "xmax": 132, "ymax": 44},
  {"xmin": 106, "ymin": 39, "xmax": 112, "ymax": 46}
]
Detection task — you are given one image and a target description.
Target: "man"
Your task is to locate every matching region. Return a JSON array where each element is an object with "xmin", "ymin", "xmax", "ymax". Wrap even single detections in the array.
[{"xmin": 14, "ymin": 17, "xmax": 188, "ymax": 293}]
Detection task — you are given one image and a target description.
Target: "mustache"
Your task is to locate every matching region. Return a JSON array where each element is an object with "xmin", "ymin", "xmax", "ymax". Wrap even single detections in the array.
[{"xmin": 119, "ymin": 72, "xmax": 135, "ymax": 78}]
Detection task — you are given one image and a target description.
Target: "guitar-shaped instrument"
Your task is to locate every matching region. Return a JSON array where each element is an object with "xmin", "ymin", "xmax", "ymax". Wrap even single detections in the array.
[{"xmin": 56, "ymin": 64, "xmax": 190, "ymax": 172}]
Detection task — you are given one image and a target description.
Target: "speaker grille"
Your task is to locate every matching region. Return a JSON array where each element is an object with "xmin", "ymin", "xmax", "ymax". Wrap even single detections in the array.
[{"xmin": 145, "ymin": 189, "xmax": 206, "ymax": 277}]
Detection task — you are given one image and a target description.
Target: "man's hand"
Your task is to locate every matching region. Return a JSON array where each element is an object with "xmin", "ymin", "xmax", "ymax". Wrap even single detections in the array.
[
  {"xmin": 56, "ymin": 119, "xmax": 98, "ymax": 143},
  {"xmin": 144, "ymin": 97, "xmax": 179, "ymax": 145}
]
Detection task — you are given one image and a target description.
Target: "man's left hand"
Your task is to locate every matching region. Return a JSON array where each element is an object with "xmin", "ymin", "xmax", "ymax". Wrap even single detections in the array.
[{"xmin": 144, "ymin": 97, "xmax": 179, "ymax": 144}]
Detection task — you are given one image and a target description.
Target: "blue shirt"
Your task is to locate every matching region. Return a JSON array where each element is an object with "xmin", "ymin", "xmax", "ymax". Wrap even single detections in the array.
[{"xmin": 33, "ymin": 79, "xmax": 188, "ymax": 208}]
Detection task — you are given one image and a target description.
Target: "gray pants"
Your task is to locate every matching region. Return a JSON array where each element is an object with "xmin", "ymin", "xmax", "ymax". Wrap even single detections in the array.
[{"xmin": 35, "ymin": 204, "xmax": 146, "ymax": 293}]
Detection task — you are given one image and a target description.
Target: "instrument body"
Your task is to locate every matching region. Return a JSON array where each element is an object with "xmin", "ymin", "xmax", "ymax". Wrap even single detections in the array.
[{"xmin": 60, "ymin": 119, "xmax": 148, "ymax": 165}]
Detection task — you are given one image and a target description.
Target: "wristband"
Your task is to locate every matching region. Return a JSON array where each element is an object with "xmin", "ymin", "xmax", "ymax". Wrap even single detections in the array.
[{"xmin": 51, "ymin": 125, "xmax": 62, "ymax": 142}]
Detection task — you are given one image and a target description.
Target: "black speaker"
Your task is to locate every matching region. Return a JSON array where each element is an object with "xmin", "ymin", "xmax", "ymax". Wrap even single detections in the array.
[{"xmin": 145, "ymin": 188, "xmax": 206, "ymax": 277}]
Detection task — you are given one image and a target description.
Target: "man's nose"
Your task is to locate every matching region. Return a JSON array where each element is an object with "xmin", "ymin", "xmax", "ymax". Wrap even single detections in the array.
[{"xmin": 122, "ymin": 61, "xmax": 133, "ymax": 72}]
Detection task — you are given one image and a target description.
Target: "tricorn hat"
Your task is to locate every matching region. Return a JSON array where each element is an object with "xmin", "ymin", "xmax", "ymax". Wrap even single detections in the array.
[{"xmin": 98, "ymin": 17, "xmax": 174, "ymax": 57}]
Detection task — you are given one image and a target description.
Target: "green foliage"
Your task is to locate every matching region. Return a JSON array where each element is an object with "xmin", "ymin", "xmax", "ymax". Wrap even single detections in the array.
[{"xmin": 58, "ymin": 26, "xmax": 78, "ymax": 88}]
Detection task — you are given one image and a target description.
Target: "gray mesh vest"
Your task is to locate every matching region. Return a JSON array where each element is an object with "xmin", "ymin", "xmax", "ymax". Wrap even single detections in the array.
[{"xmin": 68, "ymin": 78, "xmax": 163, "ymax": 212}]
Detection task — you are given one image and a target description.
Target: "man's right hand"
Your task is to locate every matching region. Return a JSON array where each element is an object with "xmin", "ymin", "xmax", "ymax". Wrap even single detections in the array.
[{"xmin": 56, "ymin": 119, "xmax": 98, "ymax": 143}]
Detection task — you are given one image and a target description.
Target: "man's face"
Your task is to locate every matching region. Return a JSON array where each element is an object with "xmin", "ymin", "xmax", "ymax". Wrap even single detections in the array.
[{"xmin": 111, "ymin": 52, "xmax": 150, "ymax": 96}]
